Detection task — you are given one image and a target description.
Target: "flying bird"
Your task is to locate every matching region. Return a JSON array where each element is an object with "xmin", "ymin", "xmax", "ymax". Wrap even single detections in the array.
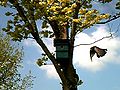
[{"xmin": 90, "ymin": 46, "xmax": 107, "ymax": 61}]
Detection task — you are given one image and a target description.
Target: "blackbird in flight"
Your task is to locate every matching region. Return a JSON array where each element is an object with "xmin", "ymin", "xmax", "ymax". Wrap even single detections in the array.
[{"xmin": 90, "ymin": 46, "xmax": 107, "ymax": 61}]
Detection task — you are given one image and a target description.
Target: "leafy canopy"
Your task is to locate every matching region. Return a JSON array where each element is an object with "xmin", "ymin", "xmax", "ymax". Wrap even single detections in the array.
[
  {"xmin": 0, "ymin": 31, "xmax": 34, "ymax": 90},
  {"xmin": 1, "ymin": 0, "xmax": 111, "ymax": 41}
]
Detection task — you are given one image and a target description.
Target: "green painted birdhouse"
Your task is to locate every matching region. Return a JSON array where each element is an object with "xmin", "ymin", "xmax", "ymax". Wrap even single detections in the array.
[{"xmin": 54, "ymin": 39, "xmax": 70, "ymax": 59}]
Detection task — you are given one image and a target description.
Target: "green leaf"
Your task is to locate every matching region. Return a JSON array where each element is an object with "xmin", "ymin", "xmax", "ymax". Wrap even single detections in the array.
[
  {"xmin": 42, "ymin": 20, "xmax": 49, "ymax": 28},
  {"xmin": 2, "ymin": 28, "xmax": 7, "ymax": 31},
  {"xmin": 5, "ymin": 12, "xmax": 13, "ymax": 16},
  {"xmin": 36, "ymin": 59, "xmax": 44, "ymax": 66},
  {"xmin": 40, "ymin": 30, "xmax": 53, "ymax": 38},
  {"xmin": 8, "ymin": 20, "xmax": 13, "ymax": 24},
  {"xmin": 36, "ymin": 53, "xmax": 49, "ymax": 66},
  {"xmin": 116, "ymin": 1, "xmax": 120, "ymax": 9},
  {"xmin": 77, "ymin": 80, "xmax": 83, "ymax": 86},
  {"xmin": 98, "ymin": 0, "xmax": 112, "ymax": 3}
]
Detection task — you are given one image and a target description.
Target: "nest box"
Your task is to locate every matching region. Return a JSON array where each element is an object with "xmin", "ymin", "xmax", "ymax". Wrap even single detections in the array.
[{"xmin": 54, "ymin": 39, "xmax": 70, "ymax": 59}]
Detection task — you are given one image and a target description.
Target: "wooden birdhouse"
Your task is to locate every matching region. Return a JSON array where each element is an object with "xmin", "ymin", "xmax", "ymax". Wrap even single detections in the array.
[{"xmin": 54, "ymin": 39, "xmax": 70, "ymax": 60}]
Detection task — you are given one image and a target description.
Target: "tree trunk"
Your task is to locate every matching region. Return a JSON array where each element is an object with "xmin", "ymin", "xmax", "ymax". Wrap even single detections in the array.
[
  {"xmin": 62, "ymin": 84, "xmax": 77, "ymax": 90},
  {"xmin": 60, "ymin": 60, "xmax": 78, "ymax": 90}
]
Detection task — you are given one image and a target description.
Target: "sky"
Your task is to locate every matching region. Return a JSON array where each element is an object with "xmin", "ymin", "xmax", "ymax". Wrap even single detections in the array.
[{"xmin": 0, "ymin": 1, "xmax": 120, "ymax": 90}]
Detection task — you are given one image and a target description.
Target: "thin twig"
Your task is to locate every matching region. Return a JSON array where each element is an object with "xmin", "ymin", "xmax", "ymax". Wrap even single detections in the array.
[
  {"xmin": 112, "ymin": 23, "xmax": 120, "ymax": 38},
  {"xmin": 74, "ymin": 34, "xmax": 112, "ymax": 47}
]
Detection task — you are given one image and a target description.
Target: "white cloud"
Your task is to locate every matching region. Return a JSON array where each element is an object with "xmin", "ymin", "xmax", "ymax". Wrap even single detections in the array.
[
  {"xmin": 42, "ymin": 38, "xmax": 55, "ymax": 53},
  {"xmin": 23, "ymin": 39, "xmax": 40, "ymax": 48},
  {"xmin": 73, "ymin": 25, "xmax": 120, "ymax": 72},
  {"xmin": 22, "ymin": 25, "xmax": 120, "ymax": 78},
  {"xmin": 23, "ymin": 38, "xmax": 55, "ymax": 53},
  {"xmin": 40, "ymin": 65, "xmax": 59, "ymax": 79}
]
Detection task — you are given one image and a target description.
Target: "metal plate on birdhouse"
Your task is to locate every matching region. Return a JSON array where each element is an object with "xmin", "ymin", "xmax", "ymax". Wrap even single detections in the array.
[
  {"xmin": 56, "ymin": 46, "xmax": 69, "ymax": 51},
  {"xmin": 56, "ymin": 52, "xmax": 69, "ymax": 59},
  {"xmin": 56, "ymin": 45, "xmax": 69, "ymax": 58}
]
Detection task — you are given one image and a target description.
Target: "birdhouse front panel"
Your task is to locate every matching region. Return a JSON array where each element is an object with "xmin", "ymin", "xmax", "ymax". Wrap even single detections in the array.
[
  {"xmin": 56, "ymin": 51, "xmax": 69, "ymax": 59},
  {"xmin": 54, "ymin": 39, "xmax": 70, "ymax": 59}
]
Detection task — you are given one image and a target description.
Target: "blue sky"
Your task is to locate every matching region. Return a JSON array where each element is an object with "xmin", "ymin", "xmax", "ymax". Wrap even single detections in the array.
[{"xmin": 0, "ymin": 1, "xmax": 120, "ymax": 90}]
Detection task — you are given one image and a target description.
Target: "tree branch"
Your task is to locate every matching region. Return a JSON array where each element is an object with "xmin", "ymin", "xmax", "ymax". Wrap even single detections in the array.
[
  {"xmin": 8, "ymin": 1, "xmax": 68, "ymax": 86},
  {"xmin": 74, "ymin": 34, "xmax": 112, "ymax": 47},
  {"xmin": 98, "ymin": 15, "xmax": 120, "ymax": 24},
  {"xmin": 48, "ymin": 20, "xmax": 61, "ymax": 39},
  {"xmin": 70, "ymin": 0, "xmax": 86, "ymax": 62}
]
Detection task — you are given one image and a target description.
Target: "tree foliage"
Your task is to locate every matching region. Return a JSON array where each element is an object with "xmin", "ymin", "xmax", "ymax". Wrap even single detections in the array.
[
  {"xmin": 0, "ymin": 31, "xmax": 34, "ymax": 90},
  {"xmin": 1, "ymin": 0, "xmax": 113, "ymax": 41},
  {"xmin": 0, "ymin": 0, "xmax": 120, "ymax": 90}
]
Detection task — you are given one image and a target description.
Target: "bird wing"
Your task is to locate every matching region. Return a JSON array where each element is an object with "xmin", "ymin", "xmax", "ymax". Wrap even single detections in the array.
[
  {"xmin": 94, "ymin": 47, "xmax": 107, "ymax": 57},
  {"xmin": 90, "ymin": 49, "xmax": 95, "ymax": 61}
]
